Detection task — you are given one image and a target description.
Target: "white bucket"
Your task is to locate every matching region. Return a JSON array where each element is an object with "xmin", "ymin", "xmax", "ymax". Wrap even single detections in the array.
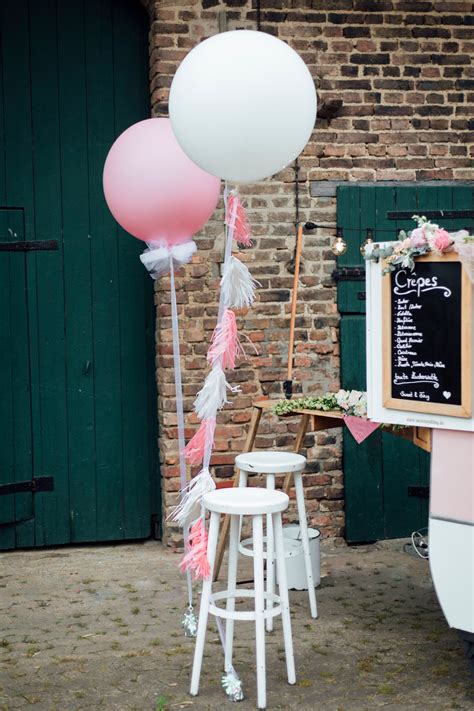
[
  {"xmin": 278, "ymin": 524, "xmax": 321, "ymax": 590},
  {"xmin": 239, "ymin": 523, "xmax": 321, "ymax": 590}
]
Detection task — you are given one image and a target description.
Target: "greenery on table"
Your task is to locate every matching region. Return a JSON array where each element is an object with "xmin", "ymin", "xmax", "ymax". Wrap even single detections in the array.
[
  {"xmin": 271, "ymin": 394, "xmax": 339, "ymax": 416},
  {"xmin": 271, "ymin": 393, "xmax": 408, "ymax": 432}
]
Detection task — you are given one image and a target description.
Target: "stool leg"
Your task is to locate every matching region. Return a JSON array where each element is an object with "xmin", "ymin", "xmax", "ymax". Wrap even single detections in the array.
[
  {"xmin": 294, "ymin": 472, "xmax": 318, "ymax": 619},
  {"xmin": 224, "ymin": 514, "xmax": 239, "ymax": 672},
  {"xmin": 253, "ymin": 514, "xmax": 266, "ymax": 709},
  {"xmin": 237, "ymin": 470, "xmax": 247, "ymax": 545},
  {"xmin": 265, "ymin": 474, "xmax": 276, "ymax": 632},
  {"xmin": 190, "ymin": 511, "xmax": 220, "ymax": 697},
  {"xmin": 273, "ymin": 512, "xmax": 296, "ymax": 685}
]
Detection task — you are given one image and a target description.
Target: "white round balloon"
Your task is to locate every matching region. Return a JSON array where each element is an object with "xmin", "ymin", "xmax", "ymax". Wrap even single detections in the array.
[{"xmin": 169, "ymin": 30, "xmax": 317, "ymax": 183}]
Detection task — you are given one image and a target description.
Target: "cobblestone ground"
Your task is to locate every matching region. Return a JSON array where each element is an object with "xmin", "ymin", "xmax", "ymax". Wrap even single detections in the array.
[{"xmin": 0, "ymin": 539, "xmax": 472, "ymax": 711}]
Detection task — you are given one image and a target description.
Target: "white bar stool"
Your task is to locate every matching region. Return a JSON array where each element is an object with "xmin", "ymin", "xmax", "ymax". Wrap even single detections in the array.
[
  {"xmin": 190, "ymin": 487, "xmax": 296, "ymax": 710},
  {"xmin": 235, "ymin": 451, "xmax": 318, "ymax": 629}
]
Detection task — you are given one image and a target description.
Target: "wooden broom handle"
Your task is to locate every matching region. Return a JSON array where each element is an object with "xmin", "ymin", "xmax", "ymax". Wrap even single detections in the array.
[{"xmin": 287, "ymin": 223, "xmax": 304, "ymax": 383}]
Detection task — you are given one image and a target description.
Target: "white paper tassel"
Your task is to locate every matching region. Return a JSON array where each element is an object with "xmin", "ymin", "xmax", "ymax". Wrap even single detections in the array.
[
  {"xmin": 194, "ymin": 365, "xmax": 241, "ymax": 420},
  {"xmin": 169, "ymin": 467, "xmax": 216, "ymax": 528},
  {"xmin": 221, "ymin": 256, "xmax": 259, "ymax": 309}
]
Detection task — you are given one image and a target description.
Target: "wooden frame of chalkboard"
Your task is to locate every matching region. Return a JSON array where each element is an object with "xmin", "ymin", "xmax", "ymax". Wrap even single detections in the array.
[{"xmin": 382, "ymin": 253, "xmax": 472, "ymax": 418}]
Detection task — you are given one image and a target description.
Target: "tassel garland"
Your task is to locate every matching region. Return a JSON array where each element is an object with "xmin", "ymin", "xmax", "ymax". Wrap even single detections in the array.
[
  {"xmin": 180, "ymin": 517, "xmax": 211, "ymax": 580},
  {"xmin": 183, "ymin": 418, "xmax": 216, "ymax": 466},
  {"xmin": 169, "ymin": 467, "xmax": 216, "ymax": 528},
  {"xmin": 221, "ymin": 256, "xmax": 259, "ymax": 309},
  {"xmin": 194, "ymin": 366, "xmax": 241, "ymax": 420},
  {"xmin": 226, "ymin": 193, "xmax": 252, "ymax": 247},
  {"xmin": 207, "ymin": 309, "xmax": 245, "ymax": 370}
]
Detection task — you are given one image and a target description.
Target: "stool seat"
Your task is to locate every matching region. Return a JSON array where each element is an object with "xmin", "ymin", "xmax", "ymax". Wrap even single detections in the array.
[
  {"xmin": 203, "ymin": 487, "xmax": 289, "ymax": 516},
  {"xmin": 235, "ymin": 450, "xmax": 306, "ymax": 474}
]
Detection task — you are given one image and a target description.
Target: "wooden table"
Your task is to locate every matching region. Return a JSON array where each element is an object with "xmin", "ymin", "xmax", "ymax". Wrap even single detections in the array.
[{"xmin": 213, "ymin": 399, "xmax": 431, "ymax": 581}]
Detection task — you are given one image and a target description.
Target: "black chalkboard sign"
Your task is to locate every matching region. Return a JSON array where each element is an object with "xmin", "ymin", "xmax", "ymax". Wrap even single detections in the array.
[{"xmin": 383, "ymin": 254, "xmax": 471, "ymax": 418}]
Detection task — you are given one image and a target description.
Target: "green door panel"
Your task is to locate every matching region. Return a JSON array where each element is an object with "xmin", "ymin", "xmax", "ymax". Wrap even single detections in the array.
[
  {"xmin": 85, "ymin": 0, "xmax": 129, "ymax": 542},
  {"xmin": 341, "ymin": 315, "xmax": 384, "ymax": 542},
  {"xmin": 112, "ymin": 0, "xmax": 157, "ymax": 541},
  {"xmin": 0, "ymin": 0, "xmax": 35, "ymax": 545},
  {"xmin": 337, "ymin": 183, "xmax": 473, "ymax": 543},
  {"xmin": 336, "ymin": 186, "xmax": 367, "ymax": 315},
  {"xmin": 0, "ymin": 0, "xmax": 158, "ymax": 550},
  {"xmin": 382, "ymin": 433, "xmax": 427, "ymax": 540},
  {"xmin": 27, "ymin": 0, "xmax": 69, "ymax": 547}
]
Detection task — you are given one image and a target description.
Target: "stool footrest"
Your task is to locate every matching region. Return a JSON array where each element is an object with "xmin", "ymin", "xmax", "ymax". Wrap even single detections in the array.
[
  {"xmin": 239, "ymin": 538, "xmax": 272, "ymax": 560},
  {"xmin": 209, "ymin": 589, "xmax": 282, "ymax": 622}
]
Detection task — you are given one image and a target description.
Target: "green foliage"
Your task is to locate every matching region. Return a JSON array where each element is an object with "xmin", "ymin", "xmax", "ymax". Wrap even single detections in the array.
[{"xmin": 271, "ymin": 394, "xmax": 339, "ymax": 416}]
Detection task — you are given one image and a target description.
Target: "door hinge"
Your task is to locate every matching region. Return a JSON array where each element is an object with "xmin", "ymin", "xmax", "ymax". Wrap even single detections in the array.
[
  {"xmin": 332, "ymin": 266, "xmax": 366, "ymax": 281},
  {"xmin": 387, "ymin": 210, "xmax": 474, "ymax": 221},
  {"xmin": 0, "ymin": 476, "xmax": 54, "ymax": 497},
  {"xmin": 0, "ymin": 240, "xmax": 58, "ymax": 252}
]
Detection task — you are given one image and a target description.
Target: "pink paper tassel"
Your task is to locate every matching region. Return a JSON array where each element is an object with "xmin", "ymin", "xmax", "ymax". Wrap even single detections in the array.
[
  {"xmin": 227, "ymin": 193, "xmax": 252, "ymax": 247},
  {"xmin": 180, "ymin": 517, "xmax": 211, "ymax": 580},
  {"xmin": 207, "ymin": 309, "xmax": 245, "ymax": 370},
  {"xmin": 183, "ymin": 418, "xmax": 216, "ymax": 466}
]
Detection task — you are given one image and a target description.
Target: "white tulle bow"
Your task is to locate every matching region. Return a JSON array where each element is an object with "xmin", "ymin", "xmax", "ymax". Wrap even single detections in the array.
[{"xmin": 140, "ymin": 240, "xmax": 197, "ymax": 279}]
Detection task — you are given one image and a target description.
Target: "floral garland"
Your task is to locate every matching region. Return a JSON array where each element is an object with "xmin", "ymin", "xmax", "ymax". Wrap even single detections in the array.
[
  {"xmin": 364, "ymin": 215, "xmax": 473, "ymax": 274},
  {"xmin": 271, "ymin": 389, "xmax": 367, "ymax": 418},
  {"xmin": 271, "ymin": 391, "xmax": 408, "ymax": 434}
]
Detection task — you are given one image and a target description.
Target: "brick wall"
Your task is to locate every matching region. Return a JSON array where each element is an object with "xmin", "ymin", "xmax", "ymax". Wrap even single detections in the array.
[{"xmin": 142, "ymin": 0, "xmax": 473, "ymax": 546}]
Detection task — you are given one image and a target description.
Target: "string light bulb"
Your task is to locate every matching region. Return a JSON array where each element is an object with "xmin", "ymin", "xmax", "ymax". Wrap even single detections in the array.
[
  {"xmin": 360, "ymin": 237, "xmax": 373, "ymax": 256},
  {"xmin": 331, "ymin": 228, "xmax": 347, "ymax": 256},
  {"xmin": 360, "ymin": 228, "xmax": 374, "ymax": 257}
]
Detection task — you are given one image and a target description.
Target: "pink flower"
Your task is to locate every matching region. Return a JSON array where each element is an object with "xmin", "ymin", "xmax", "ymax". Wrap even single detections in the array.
[
  {"xmin": 432, "ymin": 228, "xmax": 451, "ymax": 252},
  {"xmin": 394, "ymin": 237, "xmax": 411, "ymax": 253},
  {"xmin": 410, "ymin": 226, "xmax": 427, "ymax": 248}
]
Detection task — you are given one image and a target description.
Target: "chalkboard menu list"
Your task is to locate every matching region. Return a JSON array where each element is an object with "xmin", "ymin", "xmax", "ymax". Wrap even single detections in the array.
[{"xmin": 390, "ymin": 260, "xmax": 462, "ymax": 407}]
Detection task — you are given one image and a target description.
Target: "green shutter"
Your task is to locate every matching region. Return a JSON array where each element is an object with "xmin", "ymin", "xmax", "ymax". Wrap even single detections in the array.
[{"xmin": 337, "ymin": 183, "xmax": 473, "ymax": 542}]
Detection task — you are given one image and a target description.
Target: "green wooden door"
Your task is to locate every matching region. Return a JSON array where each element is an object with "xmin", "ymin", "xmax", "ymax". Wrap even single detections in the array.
[
  {"xmin": 0, "ymin": 0, "xmax": 158, "ymax": 550},
  {"xmin": 337, "ymin": 184, "xmax": 473, "ymax": 542}
]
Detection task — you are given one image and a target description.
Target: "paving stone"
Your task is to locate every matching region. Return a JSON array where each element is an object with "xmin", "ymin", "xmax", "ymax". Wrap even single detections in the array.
[{"xmin": 0, "ymin": 539, "xmax": 473, "ymax": 710}]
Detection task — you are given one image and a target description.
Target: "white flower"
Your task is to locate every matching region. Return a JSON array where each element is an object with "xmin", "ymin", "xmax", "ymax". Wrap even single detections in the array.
[
  {"xmin": 348, "ymin": 390, "xmax": 363, "ymax": 408},
  {"xmin": 335, "ymin": 389, "xmax": 349, "ymax": 410},
  {"xmin": 353, "ymin": 400, "xmax": 367, "ymax": 417},
  {"xmin": 335, "ymin": 389, "xmax": 368, "ymax": 416}
]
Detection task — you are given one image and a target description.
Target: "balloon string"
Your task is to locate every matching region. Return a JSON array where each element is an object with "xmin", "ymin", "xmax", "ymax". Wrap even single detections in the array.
[
  {"xmin": 216, "ymin": 182, "xmax": 233, "ymax": 325},
  {"xmin": 201, "ymin": 183, "xmax": 237, "ymax": 672},
  {"xmin": 169, "ymin": 255, "xmax": 193, "ymax": 609},
  {"xmin": 203, "ymin": 181, "xmax": 234, "ymax": 470}
]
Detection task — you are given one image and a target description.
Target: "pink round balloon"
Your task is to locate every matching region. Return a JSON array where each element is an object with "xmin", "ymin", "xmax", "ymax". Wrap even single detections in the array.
[{"xmin": 103, "ymin": 118, "xmax": 221, "ymax": 245}]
